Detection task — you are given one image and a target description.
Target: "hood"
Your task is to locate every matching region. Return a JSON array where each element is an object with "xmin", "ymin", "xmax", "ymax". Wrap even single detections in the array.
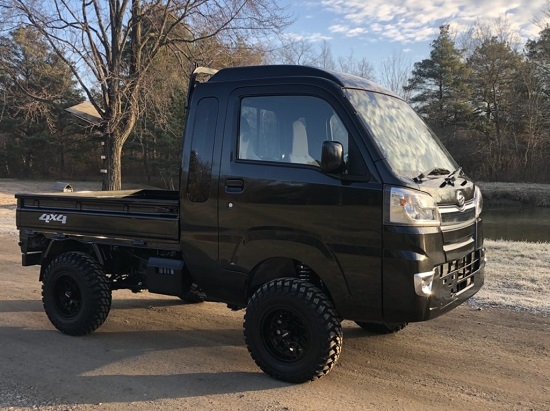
[{"xmin": 414, "ymin": 175, "xmax": 475, "ymax": 207}]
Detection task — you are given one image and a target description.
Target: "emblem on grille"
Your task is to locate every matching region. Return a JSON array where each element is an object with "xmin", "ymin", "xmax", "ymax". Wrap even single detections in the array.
[{"xmin": 456, "ymin": 190, "xmax": 465, "ymax": 210}]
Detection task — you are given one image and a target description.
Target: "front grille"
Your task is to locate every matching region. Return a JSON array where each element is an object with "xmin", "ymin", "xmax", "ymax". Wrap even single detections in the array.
[
  {"xmin": 439, "ymin": 202, "xmax": 476, "ymax": 226},
  {"xmin": 440, "ymin": 207, "xmax": 476, "ymax": 225},
  {"xmin": 436, "ymin": 250, "xmax": 480, "ymax": 295}
]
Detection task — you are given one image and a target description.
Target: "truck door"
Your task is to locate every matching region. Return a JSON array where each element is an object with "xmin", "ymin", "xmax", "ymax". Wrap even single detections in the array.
[{"xmin": 218, "ymin": 86, "xmax": 384, "ymax": 318}]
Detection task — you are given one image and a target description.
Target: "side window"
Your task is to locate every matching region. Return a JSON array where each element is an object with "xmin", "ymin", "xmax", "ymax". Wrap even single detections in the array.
[
  {"xmin": 329, "ymin": 114, "xmax": 349, "ymax": 158},
  {"xmin": 238, "ymin": 96, "xmax": 349, "ymax": 167},
  {"xmin": 187, "ymin": 98, "xmax": 218, "ymax": 203},
  {"xmin": 239, "ymin": 106, "xmax": 279, "ymax": 161}
]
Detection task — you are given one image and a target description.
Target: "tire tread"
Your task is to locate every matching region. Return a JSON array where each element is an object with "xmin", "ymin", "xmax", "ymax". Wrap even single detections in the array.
[
  {"xmin": 244, "ymin": 278, "xmax": 342, "ymax": 383},
  {"xmin": 42, "ymin": 252, "xmax": 111, "ymax": 336}
]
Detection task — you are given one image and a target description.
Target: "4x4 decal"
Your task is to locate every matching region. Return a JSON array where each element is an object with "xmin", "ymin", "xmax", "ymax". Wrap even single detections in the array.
[{"xmin": 39, "ymin": 213, "xmax": 67, "ymax": 224}]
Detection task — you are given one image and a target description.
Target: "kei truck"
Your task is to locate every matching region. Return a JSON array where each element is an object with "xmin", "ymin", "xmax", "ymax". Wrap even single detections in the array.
[{"xmin": 16, "ymin": 65, "xmax": 485, "ymax": 383}]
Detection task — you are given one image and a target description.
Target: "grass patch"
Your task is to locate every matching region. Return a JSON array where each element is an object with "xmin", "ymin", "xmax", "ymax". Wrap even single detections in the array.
[
  {"xmin": 468, "ymin": 239, "xmax": 550, "ymax": 316},
  {"xmin": 478, "ymin": 181, "xmax": 550, "ymax": 207}
]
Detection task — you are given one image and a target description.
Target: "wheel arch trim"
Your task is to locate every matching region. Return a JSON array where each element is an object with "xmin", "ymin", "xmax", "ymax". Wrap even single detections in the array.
[{"xmin": 40, "ymin": 239, "xmax": 104, "ymax": 281}]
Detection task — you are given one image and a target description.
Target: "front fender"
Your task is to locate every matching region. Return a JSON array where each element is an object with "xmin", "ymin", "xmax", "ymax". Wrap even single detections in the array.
[{"xmin": 228, "ymin": 227, "xmax": 351, "ymax": 306}]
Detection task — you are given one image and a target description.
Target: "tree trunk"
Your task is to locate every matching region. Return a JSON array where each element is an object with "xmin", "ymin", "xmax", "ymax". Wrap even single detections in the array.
[
  {"xmin": 2, "ymin": 141, "xmax": 8, "ymax": 176},
  {"xmin": 59, "ymin": 143, "xmax": 65, "ymax": 178},
  {"xmin": 138, "ymin": 131, "xmax": 151, "ymax": 184},
  {"xmin": 102, "ymin": 136, "xmax": 124, "ymax": 191}
]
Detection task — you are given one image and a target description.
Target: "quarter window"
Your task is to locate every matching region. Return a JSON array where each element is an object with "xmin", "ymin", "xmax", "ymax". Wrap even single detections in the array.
[{"xmin": 187, "ymin": 98, "xmax": 218, "ymax": 203}]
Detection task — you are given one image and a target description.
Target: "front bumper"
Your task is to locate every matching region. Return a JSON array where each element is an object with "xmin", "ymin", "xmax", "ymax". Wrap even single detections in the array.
[{"xmin": 381, "ymin": 219, "xmax": 485, "ymax": 323}]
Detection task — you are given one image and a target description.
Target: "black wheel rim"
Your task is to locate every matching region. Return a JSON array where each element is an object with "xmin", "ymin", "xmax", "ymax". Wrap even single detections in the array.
[
  {"xmin": 262, "ymin": 308, "xmax": 309, "ymax": 363},
  {"xmin": 53, "ymin": 274, "xmax": 81, "ymax": 318}
]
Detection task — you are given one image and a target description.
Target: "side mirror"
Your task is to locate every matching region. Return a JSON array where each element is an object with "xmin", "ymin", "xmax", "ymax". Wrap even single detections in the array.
[{"xmin": 321, "ymin": 141, "xmax": 344, "ymax": 173}]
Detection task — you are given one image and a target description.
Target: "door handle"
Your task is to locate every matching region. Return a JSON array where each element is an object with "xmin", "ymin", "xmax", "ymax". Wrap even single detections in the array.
[{"xmin": 225, "ymin": 179, "xmax": 244, "ymax": 193}]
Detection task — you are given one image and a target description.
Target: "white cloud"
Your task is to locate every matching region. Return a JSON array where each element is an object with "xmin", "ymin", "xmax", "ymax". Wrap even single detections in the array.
[
  {"xmin": 329, "ymin": 25, "xmax": 368, "ymax": 37},
  {"xmin": 319, "ymin": 0, "xmax": 547, "ymax": 43},
  {"xmin": 347, "ymin": 27, "xmax": 368, "ymax": 37},
  {"xmin": 284, "ymin": 32, "xmax": 333, "ymax": 43},
  {"xmin": 328, "ymin": 24, "xmax": 349, "ymax": 34}
]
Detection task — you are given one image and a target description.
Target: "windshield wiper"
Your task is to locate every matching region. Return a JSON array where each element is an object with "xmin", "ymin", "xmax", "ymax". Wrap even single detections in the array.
[
  {"xmin": 413, "ymin": 167, "xmax": 450, "ymax": 183},
  {"xmin": 447, "ymin": 167, "xmax": 462, "ymax": 179},
  {"xmin": 439, "ymin": 167, "xmax": 464, "ymax": 187}
]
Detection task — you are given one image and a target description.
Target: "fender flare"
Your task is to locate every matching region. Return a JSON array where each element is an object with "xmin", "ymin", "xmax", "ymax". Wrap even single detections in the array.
[
  {"xmin": 230, "ymin": 228, "xmax": 351, "ymax": 305},
  {"xmin": 39, "ymin": 239, "xmax": 104, "ymax": 281}
]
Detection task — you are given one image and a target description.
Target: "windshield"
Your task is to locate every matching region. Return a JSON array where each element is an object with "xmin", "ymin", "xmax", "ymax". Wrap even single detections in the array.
[{"xmin": 345, "ymin": 89, "xmax": 457, "ymax": 179}]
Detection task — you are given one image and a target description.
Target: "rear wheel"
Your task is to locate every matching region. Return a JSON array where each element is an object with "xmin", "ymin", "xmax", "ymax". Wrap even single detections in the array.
[
  {"xmin": 244, "ymin": 278, "xmax": 342, "ymax": 383},
  {"xmin": 42, "ymin": 252, "xmax": 111, "ymax": 336},
  {"xmin": 354, "ymin": 321, "xmax": 408, "ymax": 334}
]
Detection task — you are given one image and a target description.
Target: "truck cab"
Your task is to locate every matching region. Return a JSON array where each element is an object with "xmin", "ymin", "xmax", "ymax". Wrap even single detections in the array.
[
  {"xmin": 16, "ymin": 65, "xmax": 484, "ymax": 383},
  {"xmin": 181, "ymin": 66, "xmax": 484, "ymax": 321}
]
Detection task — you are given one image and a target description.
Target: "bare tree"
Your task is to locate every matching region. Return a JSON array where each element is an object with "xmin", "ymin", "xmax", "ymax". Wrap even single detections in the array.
[
  {"xmin": 315, "ymin": 39, "xmax": 335, "ymax": 70},
  {"xmin": 459, "ymin": 17, "xmax": 522, "ymax": 59},
  {"xmin": 2, "ymin": 0, "xmax": 290, "ymax": 190},
  {"xmin": 267, "ymin": 38, "xmax": 375, "ymax": 80},
  {"xmin": 336, "ymin": 50, "xmax": 375, "ymax": 80},
  {"xmin": 269, "ymin": 36, "xmax": 317, "ymax": 65},
  {"xmin": 353, "ymin": 57, "xmax": 376, "ymax": 81},
  {"xmin": 379, "ymin": 51, "xmax": 413, "ymax": 100}
]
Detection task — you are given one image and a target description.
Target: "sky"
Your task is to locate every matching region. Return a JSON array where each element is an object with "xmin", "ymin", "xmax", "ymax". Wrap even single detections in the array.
[{"xmin": 281, "ymin": 0, "xmax": 549, "ymax": 74}]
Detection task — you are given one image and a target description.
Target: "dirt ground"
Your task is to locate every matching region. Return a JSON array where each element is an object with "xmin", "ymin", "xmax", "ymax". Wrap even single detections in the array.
[{"xmin": 1, "ymin": 234, "xmax": 549, "ymax": 411}]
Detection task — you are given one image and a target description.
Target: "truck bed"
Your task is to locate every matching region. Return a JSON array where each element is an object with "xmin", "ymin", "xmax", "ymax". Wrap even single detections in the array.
[{"xmin": 16, "ymin": 189, "xmax": 180, "ymax": 246}]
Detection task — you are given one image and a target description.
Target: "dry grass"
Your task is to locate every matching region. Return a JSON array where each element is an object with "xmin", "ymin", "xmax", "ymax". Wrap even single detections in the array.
[
  {"xmin": 468, "ymin": 239, "xmax": 550, "ymax": 316},
  {"xmin": 0, "ymin": 179, "xmax": 103, "ymax": 206},
  {"xmin": 478, "ymin": 181, "xmax": 550, "ymax": 207}
]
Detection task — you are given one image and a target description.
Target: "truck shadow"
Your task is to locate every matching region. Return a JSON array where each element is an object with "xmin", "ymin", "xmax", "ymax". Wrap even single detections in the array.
[
  {"xmin": 0, "ymin": 300, "xmax": 392, "ymax": 407},
  {"xmin": 0, "ymin": 297, "xmax": 194, "ymax": 313},
  {"xmin": 0, "ymin": 299, "xmax": 43, "ymax": 312},
  {"xmin": 0, "ymin": 325, "xmax": 287, "ymax": 407},
  {"xmin": 112, "ymin": 297, "xmax": 190, "ymax": 309},
  {"xmin": 341, "ymin": 325, "xmax": 406, "ymax": 339}
]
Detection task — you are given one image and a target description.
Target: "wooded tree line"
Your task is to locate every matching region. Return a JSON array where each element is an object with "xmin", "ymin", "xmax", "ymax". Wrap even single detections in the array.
[
  {"xmin": 406, "ymin": 23, "xmax": 550, "ymax": 183},
  {"xmin": 1, "ymin": 1, "xmax": 550, "ymax": 187}
]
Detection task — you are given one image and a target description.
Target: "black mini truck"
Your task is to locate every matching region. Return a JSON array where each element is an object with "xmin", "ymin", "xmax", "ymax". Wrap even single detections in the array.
[{"xmin": 16, "ymin": 65, "xmax": 485, "ymax": 383}]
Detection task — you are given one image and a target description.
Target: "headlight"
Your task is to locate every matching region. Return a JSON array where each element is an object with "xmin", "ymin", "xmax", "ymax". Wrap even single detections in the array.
[
  {"xmin": 385, "ymin": 187, "xmax": 440, "ymax": 226},
  {"xmin": 474, "ymin": 186, "xmax": 483, "ymax": 218}
]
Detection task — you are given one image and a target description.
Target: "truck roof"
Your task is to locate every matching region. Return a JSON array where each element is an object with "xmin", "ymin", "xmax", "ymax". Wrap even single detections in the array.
[{"xmin": 209, "ymin": 65, "xmax": 398, "ymax": 98}]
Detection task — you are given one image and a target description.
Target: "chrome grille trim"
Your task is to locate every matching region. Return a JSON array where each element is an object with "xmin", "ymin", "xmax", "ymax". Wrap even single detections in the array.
[
  {"xmin": 435, "ymin": 250, "xmax": 480, "ymax": 296},
  {"xmin": 439, "ymin": 201, "xmax": 476, "ymax": 226}
]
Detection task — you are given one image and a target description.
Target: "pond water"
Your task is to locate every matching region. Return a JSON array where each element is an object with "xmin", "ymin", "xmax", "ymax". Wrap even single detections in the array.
[{"xmin": 482, "ymin": 207, "xmax": 550, "ymax": 242}]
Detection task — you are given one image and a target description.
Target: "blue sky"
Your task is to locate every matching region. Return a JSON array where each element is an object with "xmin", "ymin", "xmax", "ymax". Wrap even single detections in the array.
[{"xmin": 281, "ymin": 0, "xmax": 549, "ymax": 72}]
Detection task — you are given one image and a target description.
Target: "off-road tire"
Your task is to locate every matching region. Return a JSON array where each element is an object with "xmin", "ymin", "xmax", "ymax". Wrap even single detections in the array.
[
  {"xmin": 354, "ymin": 321, "xmax": 408, "ymax": 334},
  {"xmin": 244, "ymin": 278, "xmax": 342, "ymax": 383},
  {"xmin": 42, "ymin": 252, "xmax": 112, "ymax": 336}
]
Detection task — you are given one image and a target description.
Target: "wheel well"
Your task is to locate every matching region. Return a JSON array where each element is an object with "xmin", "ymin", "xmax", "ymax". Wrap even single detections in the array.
[
  {"xmin": 39, "ymin": 239, "xmax": 102, "ymax": 281},
  {"xmin": 245, "ymin": 257, "xmax": 334, "ymax": 304}
]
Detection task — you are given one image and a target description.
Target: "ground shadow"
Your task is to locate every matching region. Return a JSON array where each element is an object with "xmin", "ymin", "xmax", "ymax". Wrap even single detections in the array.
[
  {"xmin": 0, "ymin": 297, "xmax": 190, "ymax": 313},
  {"xmin": 0, "ymin": 325, "xmax": 287, "ymax": 408},
  {"xmin": 0, "ymin": 299, "xmax": 43, "ymax": 313}
]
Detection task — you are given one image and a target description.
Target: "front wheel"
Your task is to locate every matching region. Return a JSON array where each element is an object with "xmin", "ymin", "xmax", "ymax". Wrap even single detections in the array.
[
  {"xmin": 244, "ymin": 278, "xmax": 342, "ymax": 383},
  {"xmin": 42, "ymin": 252, "xmax": 112, "ymax": 336}
]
